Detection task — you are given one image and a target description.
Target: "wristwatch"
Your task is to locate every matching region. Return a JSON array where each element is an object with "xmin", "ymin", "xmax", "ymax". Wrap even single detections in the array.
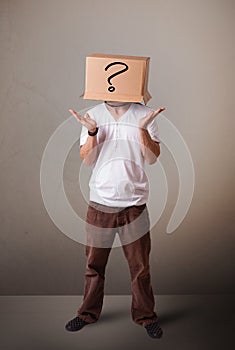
[{"xmin": 88, "ymin": 127, "xmax": 99, "ymax": 136}]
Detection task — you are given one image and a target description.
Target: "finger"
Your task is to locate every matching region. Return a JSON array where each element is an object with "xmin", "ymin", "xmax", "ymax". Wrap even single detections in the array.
[
  {"xmin": 68, "ymin": 109, "xmax": 77, "ymax": 116},
  {"xmin": 156, "ymin": 107, "xmax": 166, "ymax": 114},
  {"xmin": 149, "ymin": 108, "xmax": 166, "ymax": 120},
  {"xmin": 145, "ymin": 110, "xmax": 156, "ymax": 119},
  {"xmin": 83, "ymin": 114, "xmax": 91, "ymax": 123},
  {"xmin": 146, "ymin": 110, "xmax": 158, "ymax": 121},
  {"xmin": 69, "ymin": 109, "xmax": 83, "ymax": 121},
  {"xmin": 69, "ymin": 109, "xmax": 79, "ymax": 117},
  {"xmin": 80, "ymin": 119, "xmax": 94, "ymax": 128}
]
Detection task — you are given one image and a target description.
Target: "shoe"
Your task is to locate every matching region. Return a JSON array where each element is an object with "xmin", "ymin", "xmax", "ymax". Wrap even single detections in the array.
[
  {"xmin": 65, "ymin": 316, "xmax": 89, "ymax": 332},
  {"xmin": 145, "ymin": 321, "xmax": 163, "ymax": 338}
]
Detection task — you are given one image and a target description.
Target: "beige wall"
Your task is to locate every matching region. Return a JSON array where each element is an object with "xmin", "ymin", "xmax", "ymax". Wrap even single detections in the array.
[{"xmin": 0, "ymin": 0, "xmax": 234, "ymax": 294}]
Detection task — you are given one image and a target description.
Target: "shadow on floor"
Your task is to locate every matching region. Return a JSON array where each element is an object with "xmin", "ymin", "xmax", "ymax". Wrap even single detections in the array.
[
  {"xmin": 159, "ymin": 306, "xmax": 196, "ymax": 326},
  {"xmin": 99, "ymin": 305, "xmax": 195, "ymax": 325},
  {"xmin": 99, "ymin": 309, "xmax": 130, "ymax": 323}
]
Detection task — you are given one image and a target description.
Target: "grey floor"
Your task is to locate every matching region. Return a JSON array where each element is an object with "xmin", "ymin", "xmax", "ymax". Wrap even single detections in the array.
[{"xmin": 0, "ymin": 295, "xmax": 234, "ymax": 350}]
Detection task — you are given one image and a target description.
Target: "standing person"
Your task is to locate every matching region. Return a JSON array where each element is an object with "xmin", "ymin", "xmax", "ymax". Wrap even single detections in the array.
[{"xmin": 65, "ymin": 101, "xmax": 166, "ymax": 338}]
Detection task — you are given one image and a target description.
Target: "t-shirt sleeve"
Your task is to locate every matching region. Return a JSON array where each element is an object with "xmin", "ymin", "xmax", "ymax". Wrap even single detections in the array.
[
  {"xmin": 147, "ymin": 117, "xmax": 161, "ymax": 143},
  {"xmin": 79, "ymin": 124, "xmax": 88, "ymax": 146}
]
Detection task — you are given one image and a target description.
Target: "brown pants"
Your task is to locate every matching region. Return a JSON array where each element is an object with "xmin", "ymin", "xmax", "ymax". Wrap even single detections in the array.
[{"xmin": 77, "ymin": 201, "xmax": 158, "ymax": 327}]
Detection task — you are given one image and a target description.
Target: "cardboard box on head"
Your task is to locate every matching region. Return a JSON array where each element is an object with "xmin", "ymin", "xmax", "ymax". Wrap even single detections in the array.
[{"xmin": 83, "ymin": 53, "xmax": 152, "ymax": 104}]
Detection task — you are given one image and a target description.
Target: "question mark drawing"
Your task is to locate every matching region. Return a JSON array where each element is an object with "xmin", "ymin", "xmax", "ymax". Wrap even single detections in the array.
[{"xmin": 105, "ymin": 61, "xmax": 129, "ymax": 92}]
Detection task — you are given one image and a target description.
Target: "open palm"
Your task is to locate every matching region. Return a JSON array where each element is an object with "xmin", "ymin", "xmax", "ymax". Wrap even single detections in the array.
[
  {"xmin": 69, "ymin": 109, "xmax": 97, "ymax": 133},
  {"xmin": 139, "ymin": 107, "xmax": 166, "ymax": 129}
]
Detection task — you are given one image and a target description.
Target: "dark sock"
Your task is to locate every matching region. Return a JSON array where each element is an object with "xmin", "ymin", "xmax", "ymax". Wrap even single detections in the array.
[
  {"xmin": 145, "ymin": 321, "xmax": 163, "ymax": 338},
  {"xmin": 65, "ymin": 316, "xmax": 89, "ymax": 332}
]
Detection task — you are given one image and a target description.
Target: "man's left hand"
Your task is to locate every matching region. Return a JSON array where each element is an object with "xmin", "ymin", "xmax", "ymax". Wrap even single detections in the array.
[{"xmin": 139, "ymin": 107, "xmax": 166, "ymax": 129}]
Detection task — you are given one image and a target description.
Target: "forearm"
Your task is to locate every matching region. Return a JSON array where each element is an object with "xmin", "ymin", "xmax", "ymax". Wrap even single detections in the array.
[
  {"xmin": 139, "ymin": 128, "xmax": 160, "ymax": 164},
  {"xmin": 80, "ymin": 135, "xmax": 98, "ymax": 166}
]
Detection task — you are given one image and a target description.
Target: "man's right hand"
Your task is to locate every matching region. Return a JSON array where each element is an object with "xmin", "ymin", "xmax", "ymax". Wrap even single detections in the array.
[{"xmin": 69, "ymin": 109, "xmax": 97, "ymax": 133}]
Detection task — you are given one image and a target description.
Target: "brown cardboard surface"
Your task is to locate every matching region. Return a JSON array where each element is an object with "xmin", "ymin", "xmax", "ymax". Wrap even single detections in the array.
[{"xmin": 83, "ymin": 53, "xmax": 152, "ymax": 104}]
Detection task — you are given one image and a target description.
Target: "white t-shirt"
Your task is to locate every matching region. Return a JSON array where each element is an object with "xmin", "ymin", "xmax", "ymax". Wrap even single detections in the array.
[{"xmin": 80, "ymin": 102, "xmax": 161, "ymax": 207}]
